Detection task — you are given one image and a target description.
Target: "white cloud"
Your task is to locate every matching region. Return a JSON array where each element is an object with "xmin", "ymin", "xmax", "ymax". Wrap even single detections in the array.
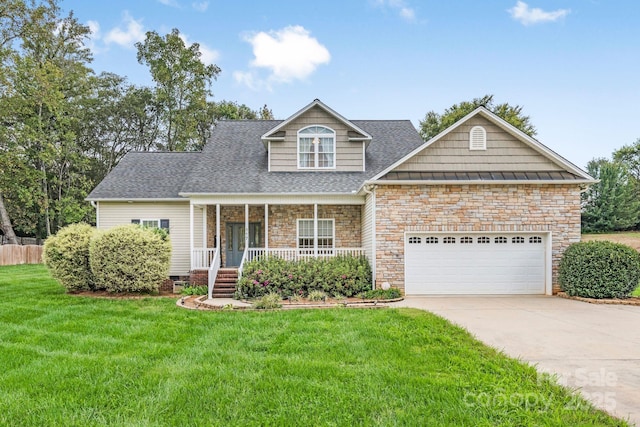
[
  {"xmin": 508, "ymin": 1, "xmax": 570, "ymax": 26},
  {"xmin": 177, "ymin": 33, "xmax": 219, "ymax": 65},
  {"xmin": 192, "ymin": 1, "xmax": 209, "ymax": 12},
  {"xmin": 157, "ymin": 0, "xmax": 181, "ymax": 7},
  {"xmin": 104, "ymin": 11, "xmax": 145, "ymax": 48},
  {"xmin": 85, "ymin": 20, "xmax": 101, "ymax": 53},
  {"xmin": 235, "ymin": 25, "xmax": 330, "ymax": 89},
  {"xmin": 376, "ymin": 0, "xmax": 416, "ymax": 22}
]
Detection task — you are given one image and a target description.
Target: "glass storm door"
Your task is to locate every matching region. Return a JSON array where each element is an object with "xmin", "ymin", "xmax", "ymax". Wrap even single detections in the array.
[{"xmin": 225, "ymin": 223, "xmax": 261, "ymax": 267}]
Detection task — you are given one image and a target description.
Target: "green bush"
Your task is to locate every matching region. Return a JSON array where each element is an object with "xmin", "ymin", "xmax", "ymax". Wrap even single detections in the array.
[
  {"xmin": 559, "ymin": 240, "xmax": 640, "ymax": 299},
  {"xmin": 236, "ymin": 255, "xmax": 371, "ymax": 299},
  {"xmin": 362, "ymin": 288, "xmax": 402, "ymax": 300},
  {"xmin": 252, "ymin": 293, "xmax": 282, "ymax": 309},
  {"xmin": 90, "ymin": 225, "xmax": 171, "ymax": 293},
  {"xmin": 42, "ymin": 223, "xmax": 97, "ymax": 291},
  {"xmin": 181, "ymin": 285, "xmax": 208, "ymax": 296}
]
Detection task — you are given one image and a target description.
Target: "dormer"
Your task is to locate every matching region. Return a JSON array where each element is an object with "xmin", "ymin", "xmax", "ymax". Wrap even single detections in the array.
[{"xmin": 262, "ymin": 99, "xmax": 372, "ymax": 172}]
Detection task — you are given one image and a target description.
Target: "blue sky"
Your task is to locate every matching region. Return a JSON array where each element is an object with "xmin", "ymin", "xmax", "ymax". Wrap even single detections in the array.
[{"xmin": 62, "ymin": 0, "xmax": 640, "ymax": 169}]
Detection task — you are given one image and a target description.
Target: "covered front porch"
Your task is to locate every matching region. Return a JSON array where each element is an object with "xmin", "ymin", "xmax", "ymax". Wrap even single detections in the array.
[{"xmin": 187, "ymin": 200, "xmax": 367, "ymax": 298}]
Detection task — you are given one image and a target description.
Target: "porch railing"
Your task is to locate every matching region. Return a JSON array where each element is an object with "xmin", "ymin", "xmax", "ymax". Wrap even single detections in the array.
[
  {"xmin": 192, "ymin": 248, "xmax": 216, "ymax": 270},
  {"xmin": 207, "ymin": 247, "xmax": 221, "ymax": 300},
  {"xmin": 246, "ymin": 248, "xmax": 365, "ymax": 263},
  {"xmin": 237, "ymin": 247, "xmax": 249, "ymax": 279}
]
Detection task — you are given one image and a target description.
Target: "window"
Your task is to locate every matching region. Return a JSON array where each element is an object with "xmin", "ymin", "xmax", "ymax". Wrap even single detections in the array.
[
  {"xmin": 529, "ymin": 236, "xmax": 542, "ymax": 244},
  {"xmin": 469, "ymin": 126, "xmax": 486, "ymax": 150},
  {"xmin": 512, "ymin": 236, "xmax": 525, "ymax": 244},
  {"xmin": 495, "ymin": 236, "xmax": 508, "ymax": 244},
  {"xmin": 298, "ymin": 126, "xmax": 335, "ymax": 169},
  {"xmin": 297, "ymin": 219, "xmax": 334, "ymax": 249},
  {"xmin": 425, "ymin": 237, "xmax": 438, "ymax": 244},
  {"xmin": 131, "ymin": 219, "xmax": 170, "ymax": 233},
  {"xmin": 408, "ymin": 237, "xmax": 421, "ymax": 244},
  {"xmin": 460, "ymin": 236, "xmax": 473, "ymax": 244},
  {"xmin": 443, "ymin": 237, "xmax": 456, "ymax": 244},
  {"xmin": 477, "ymin": 236, "xmax": 490, "ymax": 244}
]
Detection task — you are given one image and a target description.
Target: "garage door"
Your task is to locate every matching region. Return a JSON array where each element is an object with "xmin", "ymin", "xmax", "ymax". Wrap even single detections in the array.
[{"xmin": 405, "ymin": 233, "xmax": 546, "ymax": 295}]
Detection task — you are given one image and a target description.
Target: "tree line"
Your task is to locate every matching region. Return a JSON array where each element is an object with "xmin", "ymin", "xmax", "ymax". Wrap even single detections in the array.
[{"xmin": 0, "ymin": 0, "xmax": 272, "ymax": 243}]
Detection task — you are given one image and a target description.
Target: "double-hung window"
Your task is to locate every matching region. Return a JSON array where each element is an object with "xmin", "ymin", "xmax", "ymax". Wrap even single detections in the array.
[
  {"xmin": 297, "ymin": 219, "xmax": 334, "ymax": 251},
  {"xmin": 298, "ymin": 126, "xmax": 335, "ymax": 169},
  {"xmin": 131, "ymin": 218, "xmax": 170, "ymax": 233}
]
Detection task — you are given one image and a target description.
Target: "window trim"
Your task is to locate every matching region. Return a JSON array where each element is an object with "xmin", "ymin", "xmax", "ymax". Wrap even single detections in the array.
[
  {"xmin": 297, "ymin": 125, "xmax": 336, "ymax": 170},
  {"xmin": 469, "ymin": 125, "xmax": 487, "ymax": 150},
  {"xmin": 296, "ymin": 218, "xmax": 335, "ymax": 249},
  {"xmin": 131, "ymin": 218, "xmax": 170, "ymax": 233}
]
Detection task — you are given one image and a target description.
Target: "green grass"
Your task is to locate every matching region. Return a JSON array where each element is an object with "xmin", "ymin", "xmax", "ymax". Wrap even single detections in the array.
[{"xmin": 0, "ymin": 265, "xmax": 625, "ymax": 426}]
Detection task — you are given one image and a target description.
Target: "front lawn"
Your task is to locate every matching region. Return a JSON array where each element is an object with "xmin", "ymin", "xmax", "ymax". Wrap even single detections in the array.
[{"xmin": 0, "ymin": 265, "xmax": 625, "ymax": 426}]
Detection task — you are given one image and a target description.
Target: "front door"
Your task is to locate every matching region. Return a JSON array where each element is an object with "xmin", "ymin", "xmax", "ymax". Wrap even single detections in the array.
[{"xmin": 226, "ymin": 222, "xmax": 261, "ymax": 267}]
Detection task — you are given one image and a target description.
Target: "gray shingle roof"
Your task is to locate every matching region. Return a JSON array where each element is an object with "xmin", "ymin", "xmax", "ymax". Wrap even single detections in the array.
[
  {"xmin": 87, "ymin": 119, "xmax": 426, "ymax": 199},
  {"xmin": 87, "ymin": 152, "xmax": 201, "ymax": 199},
  {"xmin": 180, "ymin": 119, "xmax": 425, "ymax": 194}
]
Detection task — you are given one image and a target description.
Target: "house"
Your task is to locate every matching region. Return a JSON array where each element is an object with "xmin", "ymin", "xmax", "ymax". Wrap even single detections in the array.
[{"xmin": 87, "ymin": 99, "xmax": 595, "ymax": 297}]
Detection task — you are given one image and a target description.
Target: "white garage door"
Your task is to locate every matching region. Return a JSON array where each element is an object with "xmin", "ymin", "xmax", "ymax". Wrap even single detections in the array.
[{"xmin": 405, "ymin": 233, "xmax": 547, "ymax": 295}]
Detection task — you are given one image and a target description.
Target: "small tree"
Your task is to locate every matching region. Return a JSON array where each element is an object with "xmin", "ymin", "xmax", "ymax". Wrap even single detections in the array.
[
  {"xmin": 42, "ymin": 223, "xmax": 96, "ymax": 291},
  {"xmin": 90, "ymin": 225, "xmax": 171, "ymax": 293},
  {"xmin": 581, "ymin": 158, "xmax": 640, "ymax": 232}
]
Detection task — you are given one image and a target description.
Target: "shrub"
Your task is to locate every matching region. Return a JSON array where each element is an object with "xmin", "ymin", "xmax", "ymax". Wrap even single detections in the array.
[
  {"xmin": 252, "ymin": 293, "xmax": 282, "ymax": 309},
  {"xmin": 42, "ymin": 223, "xmax": 96, "ymax": 291},
  {"xmin": 559, "ymin": 240, "xmax": 640, "ymax": 299},
  {"xmin": 362, "ymin": 288, "xmax": 402, "ymax": 300},
  {"xmin": 307, "ymin": 290, "xmax": 326, "ymax": 301},
  {"xmin": 236, "ymin": 254, "xmax": 371, "ymax": 299},
  {"xmin": 90, "ymin": 225, "xmax": 171, "ymax": 293},
  {"xmin": 181, "ymin": 285, "xmax": 208, "ymax": 296}
]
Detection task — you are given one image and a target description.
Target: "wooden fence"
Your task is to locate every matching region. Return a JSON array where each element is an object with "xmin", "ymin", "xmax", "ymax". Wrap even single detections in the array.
[{"xmin": 0, "ymin": 245, "xmax": 43, "ymax": 266}]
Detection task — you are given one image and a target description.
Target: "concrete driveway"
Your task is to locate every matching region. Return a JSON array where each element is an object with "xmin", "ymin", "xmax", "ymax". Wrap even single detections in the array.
[{"xmin": 392, "ymin": 296, "xmax": 640, "ymax": 425}]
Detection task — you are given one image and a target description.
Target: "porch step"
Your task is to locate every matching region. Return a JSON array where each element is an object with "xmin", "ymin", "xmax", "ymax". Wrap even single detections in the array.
[{"xmin": 212, "ymin": 268, "xmax": 238, "ymax": 298}]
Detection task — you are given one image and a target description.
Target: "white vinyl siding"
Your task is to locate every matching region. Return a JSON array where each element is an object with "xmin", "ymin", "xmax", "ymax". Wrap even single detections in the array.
[{"xmin": 97, "ymin": 202, "xmax": 199, "ymax": 276}]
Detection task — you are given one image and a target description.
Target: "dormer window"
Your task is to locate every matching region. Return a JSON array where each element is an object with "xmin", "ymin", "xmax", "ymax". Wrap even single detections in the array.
[
  {"xmin": 298, "ymin": 126, "xmax": 335, "ymax": 169},
  {"xmin": 469, "ymin": 126, "xmax": 487, "ymax": 150}
]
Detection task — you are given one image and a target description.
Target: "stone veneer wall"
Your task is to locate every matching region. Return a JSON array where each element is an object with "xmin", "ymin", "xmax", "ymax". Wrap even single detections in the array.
[
  {"xmin": 206, "ymin": 205, "xmax": 362, "ymax": 265},
  {"xmin": 374, "ymin": 184, "xmax": 582, "ymax": 293}
]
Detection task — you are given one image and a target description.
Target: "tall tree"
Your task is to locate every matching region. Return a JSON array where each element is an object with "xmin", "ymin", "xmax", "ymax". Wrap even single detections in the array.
[
  {"xmin": 136, "ymin": 28, "xmax": 220, "ymax": 151},
  {"xmin": 0, "ymin": 0, "xmax": 95, "ymax": 237},
  {"xmin": 581, "ymin": 158, "xmax": 640, "ymax": 232},
  {"xmin": 419, "ymin": 95, "xmax": 536, "ymax": 140}
]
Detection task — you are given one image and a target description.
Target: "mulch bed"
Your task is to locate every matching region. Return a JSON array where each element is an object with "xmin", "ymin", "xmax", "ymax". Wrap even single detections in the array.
[{"xmin": 557, "ymin": 292, "xmax": 640, "ymax": 306}]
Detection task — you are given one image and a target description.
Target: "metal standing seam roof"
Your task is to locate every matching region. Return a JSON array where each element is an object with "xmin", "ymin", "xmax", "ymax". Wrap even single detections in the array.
[{"xmin": 380, "ymin": 171, "xmax": 583, "ymax": 181}]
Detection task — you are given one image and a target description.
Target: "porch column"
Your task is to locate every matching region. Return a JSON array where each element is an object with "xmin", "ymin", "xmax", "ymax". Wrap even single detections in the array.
[
  {"xmin": 189, "ymin": 203, "xmax": 194, "ymax": 270},
  {"xmin": 313, "ymin": 203, "xmax": 318, "ymax": 256},
  {"xmin": 202, "ymin": 205, "xmax": 207, "ymax": 248},
  {"xmin": 264, "ymin": 204, "xmax": 269, "ymax": 250},
  {"xmin": 216, "ymin": 204, "xmax": 220, "ymax": 250},
  {"xmin": 245, "ymin": 204, "xmax": 249, "ymax": 250}
]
